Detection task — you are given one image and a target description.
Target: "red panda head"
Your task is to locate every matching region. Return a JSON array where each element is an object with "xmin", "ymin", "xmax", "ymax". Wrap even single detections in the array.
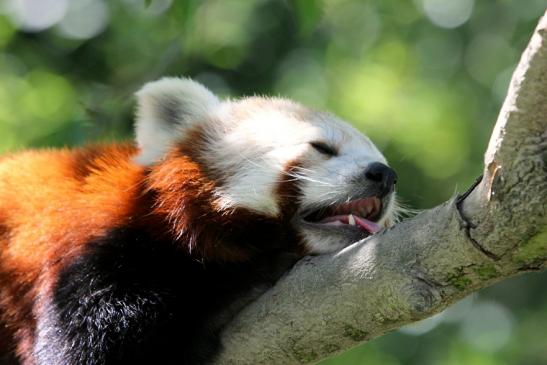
[{"xmin": 134, "ymin": 78, "xmax": 398, "ymax": 260}]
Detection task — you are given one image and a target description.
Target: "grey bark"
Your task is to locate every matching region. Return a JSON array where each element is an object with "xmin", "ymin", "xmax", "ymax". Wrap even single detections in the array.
[{"xmin": 214, "ymin": 11, "xmax": 547, "ymax": 365}]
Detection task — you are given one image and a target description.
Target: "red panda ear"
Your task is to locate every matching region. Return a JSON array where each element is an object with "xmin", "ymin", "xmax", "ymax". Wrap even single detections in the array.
[{"xmin": 133, "ymin": 77, "xmax": 220, "ymax": 165}]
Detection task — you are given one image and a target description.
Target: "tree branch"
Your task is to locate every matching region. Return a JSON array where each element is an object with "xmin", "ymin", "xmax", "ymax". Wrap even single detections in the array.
[{"xmin": 214, "ymin": 11, "xmax": 547, "ymax": 365}]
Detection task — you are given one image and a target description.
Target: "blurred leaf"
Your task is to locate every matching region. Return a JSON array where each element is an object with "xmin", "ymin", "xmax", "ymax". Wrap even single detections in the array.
[{"xmin": 291, "ymin": 0, "xmax": 322, "ymax": 36}]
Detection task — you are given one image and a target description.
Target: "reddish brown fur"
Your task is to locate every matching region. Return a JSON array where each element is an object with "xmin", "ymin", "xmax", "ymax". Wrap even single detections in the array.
[
  {"xmin": 143, "ymin": 127, "xmax": 298, "ymax": 263},
  {"xmin": 0, "ymin": 134, "xmax": 300, "ymax": 361},
  {"xmin": 0, "ymin": 144, "xmax": 144, "ymax": 361}
]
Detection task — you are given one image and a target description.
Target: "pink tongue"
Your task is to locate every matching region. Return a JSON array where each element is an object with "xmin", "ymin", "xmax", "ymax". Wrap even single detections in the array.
[
  {"xmin": 319, "ymin": 214, "xmax": 381, "ymax": 234},
  {"xmin": 353, "ymin": 215, "xmax": 381, "ymax": 234}
]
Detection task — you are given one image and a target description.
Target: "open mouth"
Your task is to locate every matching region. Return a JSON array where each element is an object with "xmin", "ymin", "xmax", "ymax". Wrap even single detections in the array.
[{"xmin": 302, "ymin": 197, "xmax": 383, "ymax": 236}]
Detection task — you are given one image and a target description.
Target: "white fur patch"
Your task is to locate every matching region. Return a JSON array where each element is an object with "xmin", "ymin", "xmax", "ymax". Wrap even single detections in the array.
[
  {"xmin": 134, "ymin": 77, "xmax": 220, "ymax": 165},
  {"xmin": 204, "ymin": 100, "xmax": 389, "ymax": 221},
  {"xmin": 206, "ymin": 104, "xmax": 318, "ymax": 216},
  {"xmin": 299, "ymin": 228, "xmax": 350, "ymax": 254}
]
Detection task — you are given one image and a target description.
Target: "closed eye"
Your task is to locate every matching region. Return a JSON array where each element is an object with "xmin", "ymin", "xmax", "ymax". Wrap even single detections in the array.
[{"xmin": 309, "ymin": 141, "xmax": 338, "ymax": 157}]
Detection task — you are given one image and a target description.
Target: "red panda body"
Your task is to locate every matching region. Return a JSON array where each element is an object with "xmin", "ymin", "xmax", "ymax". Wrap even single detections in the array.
[
  {"xmin": 0, "ymin": 143, "xmax": 300, "ymax": 364},
  {"xmin": 0, "ymin": 78, "xmax": 397, "ymax": 364}
]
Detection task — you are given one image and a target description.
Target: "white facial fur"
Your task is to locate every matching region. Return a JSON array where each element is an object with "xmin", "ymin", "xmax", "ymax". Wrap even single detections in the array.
[{"xmin": 135, "ymin": 77, "xmax": 396, "ymax": 254}]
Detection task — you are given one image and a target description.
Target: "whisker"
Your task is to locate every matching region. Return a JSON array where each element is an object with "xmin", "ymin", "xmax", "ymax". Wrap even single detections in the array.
[{"xmin": 389, "ymin": 196, "xmax": 419, "ymax": 224}]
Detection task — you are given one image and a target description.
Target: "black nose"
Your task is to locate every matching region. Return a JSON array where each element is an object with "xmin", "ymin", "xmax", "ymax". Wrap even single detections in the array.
[{"xmin": 363, "ymin": 162, "xmax": 397, "ymax": 197}]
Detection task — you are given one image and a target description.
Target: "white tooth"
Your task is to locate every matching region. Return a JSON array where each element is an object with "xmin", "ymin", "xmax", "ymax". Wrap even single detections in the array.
[{"xmin": 348, "ymin": 214, "xmax": 356, "ymax": 226}]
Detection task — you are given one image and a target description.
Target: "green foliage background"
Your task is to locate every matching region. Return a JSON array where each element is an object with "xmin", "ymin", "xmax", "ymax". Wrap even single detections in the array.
[{"xmin": 0, "ymin": 1, "xmax": 545, "ymax": 364}]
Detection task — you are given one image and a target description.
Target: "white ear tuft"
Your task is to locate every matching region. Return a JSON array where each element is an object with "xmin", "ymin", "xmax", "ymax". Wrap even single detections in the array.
[{"xmin": 133, "ymin": 77, "xmax": 220, "ymax": 165}]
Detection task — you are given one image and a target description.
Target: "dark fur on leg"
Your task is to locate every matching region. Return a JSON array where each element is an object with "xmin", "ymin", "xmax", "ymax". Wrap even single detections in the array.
[{"xmin": 34, "ymin": 227, "xmax": 297, "ymax": 365}]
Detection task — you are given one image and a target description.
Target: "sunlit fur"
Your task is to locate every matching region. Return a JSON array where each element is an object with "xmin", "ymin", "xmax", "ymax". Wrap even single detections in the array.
[{"xmin": 0, "ymin": 77, "xmax": 397, "ymax": 364}]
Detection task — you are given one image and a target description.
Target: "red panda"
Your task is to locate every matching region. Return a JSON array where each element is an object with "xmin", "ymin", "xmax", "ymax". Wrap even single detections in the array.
[{"xmin": 0, "ymin": 78, "xmax": 398, "ymax": 364}]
